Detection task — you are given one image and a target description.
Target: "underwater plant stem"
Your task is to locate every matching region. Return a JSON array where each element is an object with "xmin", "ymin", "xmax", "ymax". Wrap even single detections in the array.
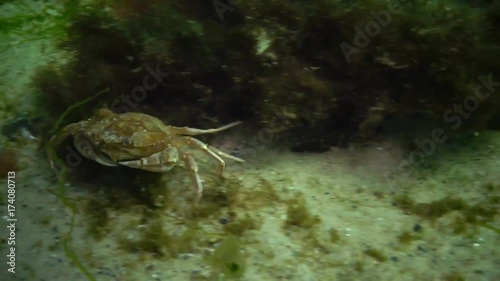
[{"xmin": 45, "ymin": 88, "xmax": 109, "ymax": 281}]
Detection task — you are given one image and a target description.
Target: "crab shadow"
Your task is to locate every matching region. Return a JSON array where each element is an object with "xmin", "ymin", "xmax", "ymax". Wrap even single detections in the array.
[{"xmin": 66, "ymin": 158, "xmax": 164, "ymax": 207}]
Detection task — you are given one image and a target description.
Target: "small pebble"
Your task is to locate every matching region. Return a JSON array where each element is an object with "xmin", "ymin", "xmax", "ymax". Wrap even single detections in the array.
[
  {"xmin": 417, "ymin": 245, "xmax": 426, "ymax": 252},
  {"xmin": 218, "ymin": 218, "xmax": 229, "ymax": 224},
  {"xmin": 413, "ymin": 224, "xmax": 422, "ymax": 232}
]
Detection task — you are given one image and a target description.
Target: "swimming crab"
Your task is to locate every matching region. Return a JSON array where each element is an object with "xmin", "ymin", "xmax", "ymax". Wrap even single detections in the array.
[{"xmin": 49, "ymin": 108, "xmax": 244, "ymax": 204}]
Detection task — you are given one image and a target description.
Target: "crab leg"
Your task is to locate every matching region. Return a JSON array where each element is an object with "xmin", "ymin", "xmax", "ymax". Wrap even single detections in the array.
[
  {"xmin": 167, "ymin": 121, "xmax": 242, "ymax": 136},
  {"xmin": 181, "ymin": 136, "xmax": 244, "ymax": 176},
  {"xmin": 182, "ymin": 153, "xmax": 203, "ymax": 205},
  {"xmin": 207, "ymin": 145, "xmax": 245, "ymax": 163},
  {"xmin": 118, "ymin": 147, "xmax": 177, "ymax": 172}
]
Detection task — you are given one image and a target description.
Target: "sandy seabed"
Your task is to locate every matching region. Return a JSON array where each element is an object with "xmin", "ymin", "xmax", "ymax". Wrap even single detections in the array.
[{"xmin": 1, "ymin": 131, "xmax": 499, "ymax": 281}]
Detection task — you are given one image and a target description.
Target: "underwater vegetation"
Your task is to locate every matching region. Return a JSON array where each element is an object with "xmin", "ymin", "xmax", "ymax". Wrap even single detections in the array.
[
  {"xmin": 0, "ymin": 0, "xmax": 81, "ymax": 53},
  {"xmin": 392, "ymin": 182, "xmax": 499, "ymax": 236},
  {"xmin": 206, "ymin": 235, "xmax": 246, "ymax": 279},
  {"xmin": 19, "ymin": 0, "xmax": 499, "ymax": 149},
  {"xmin": 283, "ymin": 197, "xmax": 321, "ymax": 229}
]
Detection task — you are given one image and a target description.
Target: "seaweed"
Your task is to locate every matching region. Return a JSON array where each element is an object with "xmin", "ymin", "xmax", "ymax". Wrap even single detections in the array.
[
  {"xmin": 191, "ymin": 176, "xmax": 243, "ymax": 218},
  {"xmin": 122, "ymin": 218, "xmax": 167, "ymax": 255},
  {"xmin": 25, "ymin": 0, "xmax": 500, "ymax": 151},
  {"xmin": 441, "ymin": 271, "xmax": 465, "ymax": 281},
  {"xmin": 392, "ymin": 191, "xmax": 499, "ymax": 236},
  {"xmin": 44, "ymin": 88, "xmax": 109, "ymax": 281},
  {"xmin": 117, "ymin": 218, "xmax": 199, "ymax": 258},
  {"xmin": 411, "ymin": 198, "xmax": 468, "ymax": 220},
  {"xmin": 0, "ymin": 0, "xmax": 82, "ymax": 54},
  {"xmin": 223, "ymin": 214, "xmax": 259, "ymax": 236},
  {"xmin": 283, "ymin": 197, "xmax": 321, "ymax": 229},
  {"xmin": 450, "ymin": 215, "xmax": 468, "ymax": 235},
  {"xmin": 392, "ymin": 194, "xmax": 415, "ymax": 213},
  {"xmin": 82, "ymin": 198, "xmax": 110, "ymax": 240},
  {"xmin": 397, "ymin": 230, "xmax": 422, "ymax": 245},
  {"xmin": 248, "ymin": 178, "xmax": 281, "ymax": 203},
  {"xmin": 207, "ymin": 235, "xmax": 245, "ymax": 279},
  {"xmin": 364, "ymin": 248, "xmax": 387, "ymax": 263},
  {"xmin": 329, "ymin": 228, "xmax": 341, "ymax": 244}
]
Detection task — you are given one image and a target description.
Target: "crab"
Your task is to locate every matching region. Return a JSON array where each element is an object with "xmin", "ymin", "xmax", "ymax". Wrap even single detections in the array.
[{"xmin": 49, "ymin": 108, "xmax": 245, "ymax": 204}]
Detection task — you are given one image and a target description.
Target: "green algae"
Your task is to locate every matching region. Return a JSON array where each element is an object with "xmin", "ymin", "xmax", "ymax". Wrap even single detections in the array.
[
  {"xmin": 207, "ymin": 235, "xmax": 246, "ymax": 279},
  {"xmin": 284, "ymin": 197, "xmax": 321, "ymax": 229},
  {"xmin": 392, "ymin": 184, "xmax": 499, "ymax": 237}
]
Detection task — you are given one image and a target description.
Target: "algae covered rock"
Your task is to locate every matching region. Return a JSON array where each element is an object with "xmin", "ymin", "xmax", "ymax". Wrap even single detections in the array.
[{"xmin": 24, "ymin": 0, "xmax": 500, "ymax": 147}]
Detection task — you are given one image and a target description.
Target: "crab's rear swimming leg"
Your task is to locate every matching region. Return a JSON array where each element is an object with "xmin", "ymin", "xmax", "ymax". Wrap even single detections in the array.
[{"xmin": 178, "ymin": 136, "xmax": 245, "ymax": 176}]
